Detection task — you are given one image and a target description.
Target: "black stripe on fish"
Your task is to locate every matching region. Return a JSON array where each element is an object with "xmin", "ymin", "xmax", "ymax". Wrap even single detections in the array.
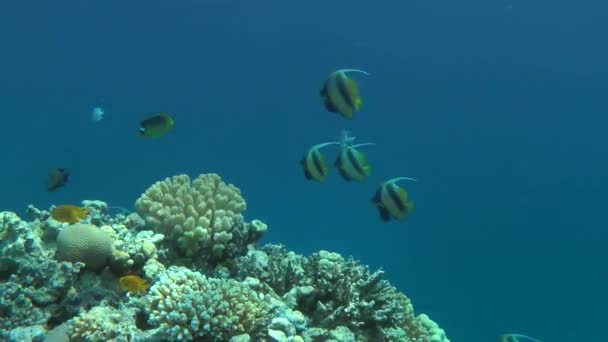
[
  {"xmin": 311, "ymin": 150, "xmax": 325, "ymax": 177},
  {"xmin": 386, "ymin": 183, "xmax": 406, "ymax": 212},
  {"xmin": 336, "ymin": 73, "xmax": 355, "ymax": 109},
  {"xmin": 140, "ymin": 115, "xmax": 169, "ymax": 128},
  {"xmin": 371, "ymin": 190, "xmax": 391, "ymax": 221},
  {"xmin": 346, "ymin": 148, "xmax": 365, "ymax": 177}
]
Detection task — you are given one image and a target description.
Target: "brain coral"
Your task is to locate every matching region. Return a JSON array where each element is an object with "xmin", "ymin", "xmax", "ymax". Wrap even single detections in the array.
[
  {"xmin": 146, "ymin": 266, "xmax": 269, "ymax": 341},
  {"xmin": 56, "ymin": 223, "xmax": 113, "ymax": 270},
  {"xmin": 135, "ymin": 173, "xmax": 247, "ymax": 257}
]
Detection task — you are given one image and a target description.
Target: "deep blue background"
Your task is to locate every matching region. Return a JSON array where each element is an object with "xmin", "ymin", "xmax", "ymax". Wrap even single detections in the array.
[{"xmin": 1, "ymin": 1, "xmax": 606, "ymax": 341}]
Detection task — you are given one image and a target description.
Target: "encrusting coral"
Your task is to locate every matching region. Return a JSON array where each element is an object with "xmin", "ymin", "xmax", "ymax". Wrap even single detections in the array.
[{"xmin": 135, "ymin": 173, "xmax": 266, "ymax": 261}]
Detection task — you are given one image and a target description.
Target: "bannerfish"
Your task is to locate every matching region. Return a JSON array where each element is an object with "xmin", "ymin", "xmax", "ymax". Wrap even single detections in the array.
[
  {"xmin": 46, "ymin": 168, "xmax": 69, "ymax": 192},
  {"xmin": 334, "ymin": 131, "xmax": 374, "ymax": 182},
  {"xmin": 51, "ymin": 204, "xmax": 89, "ymax": 224},
  {"xmin": 499, "ymin": 334, "xmax": 543, "ymax": 342},
  {"xmin": 139, "ymin": 113, "xmax": 174, "ymax": 138},
  {"xmin": 320, "ymin": 69, "xmax": 369, "ymax": 120},
  {"xmin": 371, "ymin": 177, "xmax": 417, "ymax": 221},
  {"xmin": 300, "ymin": 141, "xmax": 340, "ymax": 182}
]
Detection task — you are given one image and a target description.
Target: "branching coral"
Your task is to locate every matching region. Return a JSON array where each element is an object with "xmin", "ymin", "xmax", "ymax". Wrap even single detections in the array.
[
  {"xmin": 145, "ymin": 266, "xmax": 270, "ymax": 341},
  {"xmin": 135, "ymin": 173, "xmax": 264, "ymax": 261}
]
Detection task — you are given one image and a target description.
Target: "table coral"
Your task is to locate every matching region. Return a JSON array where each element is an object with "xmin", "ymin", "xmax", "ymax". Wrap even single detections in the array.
[{"xmin": 135, "ymin": 173, "xmax": 265, "ymax": 260}]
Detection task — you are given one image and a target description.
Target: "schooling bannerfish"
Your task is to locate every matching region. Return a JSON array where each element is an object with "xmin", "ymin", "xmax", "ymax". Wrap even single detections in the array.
[
  {"xmin": 46, "ymin": 168, "xmax": 69, "ymax": 192},
  {"xmin": 320, "ymin": 69, "xmax": 369, "ymax": 120},
  {"xmin": 139, "ymin": 113, "xmax": 174, "ymax": 138},
  {"xmin": 334, "ymin": 131, "xmax": 374, "ymax": 182},
  {"xmin": 300, "ymin": 141, "xmax": 340, "ymax": 182},
  {"xmin": 371, "ymin": 177, "xmax": 417, "ymax": 222}
]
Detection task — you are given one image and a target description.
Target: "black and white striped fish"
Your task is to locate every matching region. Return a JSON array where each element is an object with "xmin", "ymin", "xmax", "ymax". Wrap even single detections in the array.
[
  {"xmin": 371, "ymin": 177, "xmax": 417, "ymax": 221},
  {"xmin": 300, "ymin": 142, "xmax": 339, "ymax": 182},
  {"xmin": 334, "ymin": 142, "xmax": 374, "ymax": 182},
  {"xmin": 320, "ymin": 69, "xmax": 369, "ymax": 119}
]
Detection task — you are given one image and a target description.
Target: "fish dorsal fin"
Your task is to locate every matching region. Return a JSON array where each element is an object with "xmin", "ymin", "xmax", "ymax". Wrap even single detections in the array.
[
  {"xmin": 387, "ymin": 177, "xmax": 418, "ymax": 185},
  {"xmin": 311, "ymin": 141, "xmax": 340, "ymax": 151},
  {"xmin": 336, "ymin": 69, "xmax": 370, "ymax": 76},
  {"xmin": 503, "ymin": 334, "xmax": 543, "ymax": 342},
  {"xmin": 350, "ymin": 142, "xmax": 375, "ymax": 149}
]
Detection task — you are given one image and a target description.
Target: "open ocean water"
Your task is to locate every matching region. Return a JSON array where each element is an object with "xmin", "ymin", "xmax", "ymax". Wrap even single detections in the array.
[{"xmin": 1, "ymin": 1, "xmax": 606, "ymax": 341}]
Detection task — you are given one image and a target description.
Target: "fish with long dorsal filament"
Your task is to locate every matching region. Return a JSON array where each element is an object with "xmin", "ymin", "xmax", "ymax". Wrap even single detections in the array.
[
  {"xmin": 371, "ymin": 177, "xmax": 417, "ymax": 221},
  {"xmin": 320, "ymin": 69, "xmax": 370, "ymax": 119}
]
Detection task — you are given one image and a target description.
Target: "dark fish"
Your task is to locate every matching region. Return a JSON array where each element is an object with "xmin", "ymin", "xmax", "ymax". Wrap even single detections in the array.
[
  {"xmin": 320, "ymin": 69, "xmax": 369, "ymax": 119},
  {"xmin": 139, "ymin": 113, "xmax": 174, "ymax": 138},
  {"xmin": 300, "ymin": 142, "xmax": 339, "ymax": 182},
  {"xmin": 46, "ymin": 168, "xmax": 69, "ymax": 192},
  {"xmin": 371, "ymin": 177, "xmax": 417, "ymax": 221}
]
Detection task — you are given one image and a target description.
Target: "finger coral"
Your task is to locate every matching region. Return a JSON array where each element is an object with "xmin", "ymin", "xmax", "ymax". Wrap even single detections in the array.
[
  {"xmin": 135, "ymin": 173, "xmax": 264, "ymax": 260},
  {"xmin": 145, "ymin": 266, "xmax": 270, "ymax": 341}
]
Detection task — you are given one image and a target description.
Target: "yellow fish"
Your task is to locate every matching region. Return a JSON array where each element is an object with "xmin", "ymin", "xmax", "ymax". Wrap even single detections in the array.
[
  {"xmin": 371, "ymin": 177, "xmax": 417, "ymax": 222},
  {"xmin": 119, "ymin": 275, "xmax": 149, "ymax": 293},
  {"xmin": 499, "ymin": 334, "xmax": 543, "ymax": 342},
  {"xmin": 51, "ymin": 205, "xmax": 89, "ymax": 224},
  {"xmin": 320, "ymin": 69, "xmax": 369, "ymax": 120},
  {"xmin": 300, "ymin": 141, "xmax": 339, "ymax": 182},
  {"xmin": 139, "ymin": 113, "xmax": 174, "ymax": 138}
]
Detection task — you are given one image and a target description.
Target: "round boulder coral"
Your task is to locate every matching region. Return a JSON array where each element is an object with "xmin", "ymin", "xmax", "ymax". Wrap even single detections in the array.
[{"xmin": 56, "ymin": 223, "xmax": 113, "ymax": 270}]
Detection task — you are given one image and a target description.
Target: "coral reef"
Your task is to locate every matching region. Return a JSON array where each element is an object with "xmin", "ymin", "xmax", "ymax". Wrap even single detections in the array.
[{"xmin": 0, "ymin": 173, "xmax": 450, "ymax": 342}]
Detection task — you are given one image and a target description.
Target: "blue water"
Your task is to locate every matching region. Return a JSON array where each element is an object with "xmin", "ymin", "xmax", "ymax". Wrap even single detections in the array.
[{"xmin": 1, "ymin": 1, "xmax": 606, "ymax": 341}]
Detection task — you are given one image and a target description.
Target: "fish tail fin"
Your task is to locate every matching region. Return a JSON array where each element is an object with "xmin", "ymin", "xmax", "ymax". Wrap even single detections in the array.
[
  {"xmin": 355, "ymin": 96, "xmax": 362, "ymax": 110},
  {"xmin": 363, "ymin": 165, "xmax": 371, "ymax": 176}
]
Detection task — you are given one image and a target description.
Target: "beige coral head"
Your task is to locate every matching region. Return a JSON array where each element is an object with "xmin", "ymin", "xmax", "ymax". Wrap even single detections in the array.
[{"xmin": 56, "ymin": 223, "xmax": 113, "ymax": 270}]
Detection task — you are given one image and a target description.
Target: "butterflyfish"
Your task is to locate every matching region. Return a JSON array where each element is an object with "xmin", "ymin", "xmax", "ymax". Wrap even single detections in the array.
[
  {"xmin": 51, "ymin": 204, "xmax": 89, "ymax": 224},
  {"xmin": 119, "ymin": 275, "xmax": 149, "ymax": 293},
  {"xmin": 320, "ymin": 69, "xmax": 369, "ymax": 119},
  {"xmin": 371, "ymin": 177, "xmax": 417, "ymax": 221},
  {"xmin": 499, "ymin": 334, "xmax": 543, "ymax": 342},
  {"xmin": 139, "ymin": 113, "xmax": 174, "ymax": 138},
  {"xmin": 334, "ymin": 130, "xmax": 374, "ymax": 182},
  {"xmin": 46, "ymin": 168, "xmax": 69, "ymax": 192},
  {"xmin": 300, "ymin": 141, "xmax": 340, "ymax": 182}
]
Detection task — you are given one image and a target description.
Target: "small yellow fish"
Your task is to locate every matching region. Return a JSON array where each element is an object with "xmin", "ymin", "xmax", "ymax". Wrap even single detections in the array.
[
  {"xmin": 119, "ymin": 275, "xmax": 149, "ymax": 293},
  {"xmin": 499, "ymin": 334, "xmax": 543, "ymax": 342},
  {"xmin": 371, "ymin": 177, "xmax": 417, "ymax": 222},
  {"xmin": 139, "ymin": 113, "xmax": 174, "ymax": 138},
  {"xmin": 320, "ymin": 69, "xmax": 369, "ymax": 119},
  {"xmin": 51, "ymin": 205, "xmax": 89, "ymax": 224},
  {"xmin": 300, "ymin": 141, "xmax": 339, "ymax": 182}
]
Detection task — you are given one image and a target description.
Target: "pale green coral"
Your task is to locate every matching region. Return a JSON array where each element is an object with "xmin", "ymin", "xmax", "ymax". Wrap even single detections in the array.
[
  {"xmin": 146, "ymin": 266, "xmax": 270, "ymax": 341},
  {"xmin": 135, "ymin": 173, "xmax": 256, "ymax": 258}
]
